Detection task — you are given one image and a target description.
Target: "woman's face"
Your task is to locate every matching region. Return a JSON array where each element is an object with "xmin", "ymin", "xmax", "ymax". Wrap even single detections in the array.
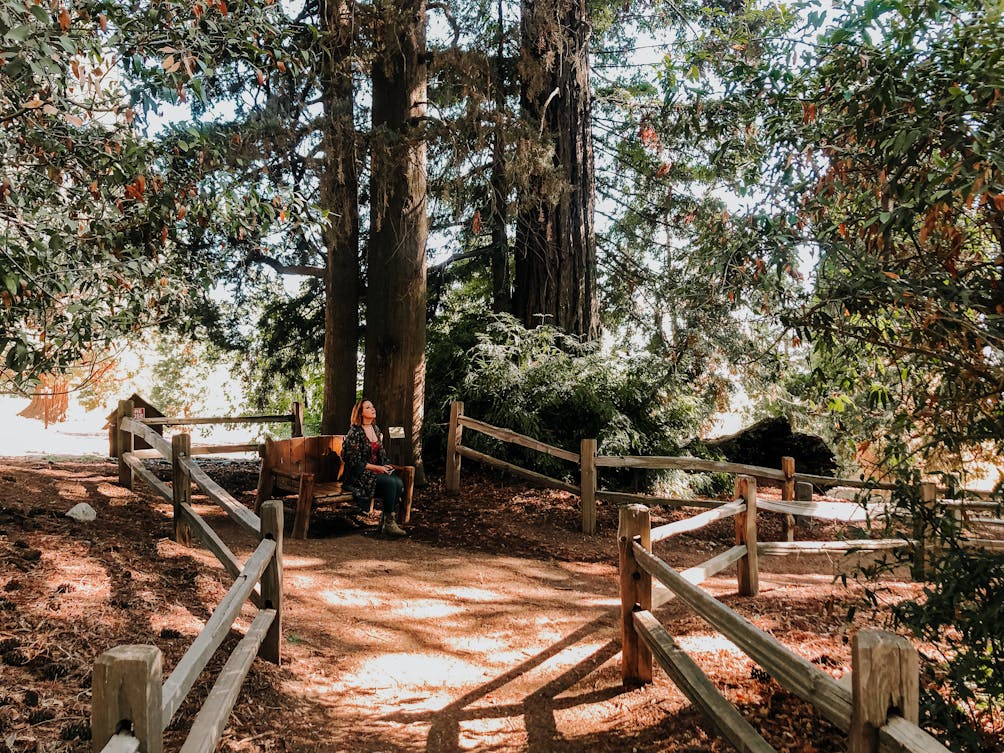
[{"xmin": 361, "ymin": 401, "xmax": 377, "ymax": 423}]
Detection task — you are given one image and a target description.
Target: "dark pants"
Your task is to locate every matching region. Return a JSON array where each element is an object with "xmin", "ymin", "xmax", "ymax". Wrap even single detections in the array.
[{"xmin": 374, "ymin": 473, "xmax": 404, "ymax": 515}]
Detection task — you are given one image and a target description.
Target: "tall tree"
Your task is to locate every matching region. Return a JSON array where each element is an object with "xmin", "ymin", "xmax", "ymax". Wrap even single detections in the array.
[
  {"xmin": 489, "ymin": 0, "xmax": 513, "ymax": 314},
  {"xmin": 512, "ymin": 0, "xmax": 598, "ymax": 339},
  {"xmin": 364, "ymin": 0, "xmax": 429, "ymax": 476},
  {"xmin": 318, "ymin": 0, "xmax": 361, "ymax": 433}
]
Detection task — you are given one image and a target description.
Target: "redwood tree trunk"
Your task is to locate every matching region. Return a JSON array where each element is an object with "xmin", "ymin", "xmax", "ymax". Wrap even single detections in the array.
[
  {"xmin": 490, "ymin": 0, "xmax": 512, "ymax": 314},
  {"xmin": 513, "ymin": 0, "xmax": 598, "ymax": 339},
  {"xmin": 319, "ymin": 0, "xmax": 360, "ymax": 434},
  {"xmin": 365, "ymin": 0, "xmax": 428, "ymax": 480}
]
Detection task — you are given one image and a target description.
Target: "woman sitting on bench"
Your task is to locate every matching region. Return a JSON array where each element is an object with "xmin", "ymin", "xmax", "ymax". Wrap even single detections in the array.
[{"xmin": 342, "ymin": 398, "xmax": 407, "ymax": 537}]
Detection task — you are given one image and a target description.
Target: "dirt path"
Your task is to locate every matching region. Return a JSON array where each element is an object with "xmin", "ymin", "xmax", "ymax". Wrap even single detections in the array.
[
  {"xmin": 257, "ymin": 533, "xmax": 627, "ymax": 752},
  {"xmin": 0, "ymin": 458, "xmax": 923, "ymax": 753}
]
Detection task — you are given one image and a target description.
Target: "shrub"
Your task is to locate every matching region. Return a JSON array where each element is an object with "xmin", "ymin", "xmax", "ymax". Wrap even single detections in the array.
[{"xmin": 424, "ymin": 301, "xmax": 722, "ymax": 491}]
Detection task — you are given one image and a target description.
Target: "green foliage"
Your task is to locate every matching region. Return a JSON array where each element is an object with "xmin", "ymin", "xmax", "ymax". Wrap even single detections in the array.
[
  {"xmin": 587, "ymin": 0, "xmax": 803, "ymax": 423},
  {"xmin": 743, "ymin": 4, "xmax": 1004, "ymax": 741},
  {"xmin": 1, "ymin": 0, "xmax": 315, "ymax": 395},
  {"xmin": 233, "ymin": 279, "xmax": 325, "ymax": 433},
  {"xmin": 896, "ymin": 546, "xmax": 1004, "ymax": 751},
  {"xmin": 425, "ymin": 299, "xmax": 718, "ymax": 486},
  {"xmin": 147, "ymin": 332, "xmax": 226, "ymax": 417},
  {"xmin": 1, "ymin": 0, "xmax": 177, "ymax": 385},
  {"xmin": 754, "ymin": 0, "xmax": 1004, "ymax": 454},
  {"xmin": 855, "ymin": 475, "xmax": 1004, "ymax": 752}
]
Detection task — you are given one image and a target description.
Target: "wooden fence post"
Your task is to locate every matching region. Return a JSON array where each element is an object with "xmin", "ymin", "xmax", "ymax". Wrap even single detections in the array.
[
  {"xmin": 735, "ymin": 475, "xmax": 759, "ymax": 597},
  {"xmin": 445, "ymin": 401, "xmax": 464, "ymax": 496},
  {"xmin": 171, "ymin": 433, "xmax": 192, "ymax": 547},
  {"xmin": 618, "ymin": 504, "xmax": 652, "ymax": 686},
  {"xmin": 118, "ymin": 399, "xmax": 135, "ymax": 490},
  {"xmin": 290, "ymin": 402, "xmax": 304, "ymax": 437},
  {"xmin": 580, "ymin": 438, "xmax": 597, "ymax": 534},
  {"xmin": 259, "ymin": 499, "xmax": 283, "ymax": 665},
  {"xmin": 92, "ymin": 645, "xmax": 163, "ymax": 753},
  {"xmin": 912, "ymin": 482, "xmax": 938, "ymax": 580},
  {"xmin": 781, "ymin": 456, "xmax": 796, "ymax": 542},
  {"xmin": 849, "ymin": 629, "xmax": 919, "ymax": 753}
]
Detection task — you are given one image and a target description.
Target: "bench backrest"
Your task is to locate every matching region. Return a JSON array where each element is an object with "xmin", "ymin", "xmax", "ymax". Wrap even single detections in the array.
[{"xmin": 262, "ymin": 435, "xmax": 345, "ymax": 484}]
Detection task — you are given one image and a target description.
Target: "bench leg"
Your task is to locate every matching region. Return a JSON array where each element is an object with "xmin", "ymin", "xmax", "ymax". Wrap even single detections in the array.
[{"xmin": 292, "ymin": 474, "xmax": 315, "ymax": 539}]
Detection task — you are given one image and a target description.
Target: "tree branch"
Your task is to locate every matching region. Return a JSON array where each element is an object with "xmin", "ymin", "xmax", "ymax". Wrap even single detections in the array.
[
  {"xmin": 429, "ymin": 244, "xmax": 494, "ymax": 272},
  {"xmin": 248, "ymin": 250, "xmax": 324, "ymax": 278}
]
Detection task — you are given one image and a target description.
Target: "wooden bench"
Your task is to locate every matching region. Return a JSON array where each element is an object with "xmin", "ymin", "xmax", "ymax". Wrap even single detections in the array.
[{"xmin": 254, "ymin": 435, "xmax": 414, "ymax": 539}]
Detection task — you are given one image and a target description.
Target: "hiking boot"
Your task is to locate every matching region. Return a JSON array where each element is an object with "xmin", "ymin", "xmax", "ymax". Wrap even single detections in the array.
[{"xmin": 380, "ymin": 514, "xmax": 407, "ymax": 537}]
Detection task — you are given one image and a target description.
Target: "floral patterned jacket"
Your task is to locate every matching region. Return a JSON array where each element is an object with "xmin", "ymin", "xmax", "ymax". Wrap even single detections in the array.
[{"xmin": 341, "ymin": 424, "xmax": 387, "ymax": 505}]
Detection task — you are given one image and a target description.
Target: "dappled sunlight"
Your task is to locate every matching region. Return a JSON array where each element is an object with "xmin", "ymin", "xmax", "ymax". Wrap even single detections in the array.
[
  {"xmin": 675, "ymin": 633, "xmax": 745, "ymax": 657},
  {"xmin": 95, "ymin": 480, "xmax": 130, "ymax": 498},
  {"xmin": 281, "ymin": 556, "xmax": 333, "ymax": 571},
  {"xmin": 440, "ymin": 585, "xmax": 502, "ymax": 602},
  {"xmin": 54, "ymin": 481, "xmax": 89, "ymax": 499},
  {"xmin": 262, "ymin": 537, "xmax": 637, "ymax": 750},
  {"xmin": 442, "ymin": 633, "xmax": 525, "ymax": 660},
  {"xmin": 41, "ymin": 549, "xmax": 110, "ymax": 606},
  {"xmin": 457, "ymin": 716, "xmax": 526, "ymax": 750},
  {"xmin": 570, "ymin": 595, "xmax": 619, "ymax": 609},
  {"xmin": 760, "ymin": 570, "xmax": 841, "ymax": 587},
  {"xmin": 150, "ymin": 603, "xmax": 207, "ymax": 636},
  {"xmin": 319, "ymin": 587, "xmax": 384, "ymax": 609},
  {"xmin": 389, "ymin": 597, "xmax": 464, "ymax": 619},
  {"xmin": 2, "ymin": 456, "xmax": 945, "ymax": 752},
  {"xmin": 353, "ymin": 652, "xmax": 488, "ymax": 693}
]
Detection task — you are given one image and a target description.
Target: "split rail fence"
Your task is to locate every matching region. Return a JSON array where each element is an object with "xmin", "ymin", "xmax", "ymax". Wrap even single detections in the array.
[
  {"xmin": 445, "ymin": 401, "xmax": 999, "ymax": 540},
  {"xmin": 449, "ymin": 404, "xmax": 1002, "ymax": 749},
  {"xmin": 92, "ymin": 398, "xmax": 286, "ymax": 753},
  {"xmin": 617, "ymin": 477, "xmax": 957, "ymax": 753}
]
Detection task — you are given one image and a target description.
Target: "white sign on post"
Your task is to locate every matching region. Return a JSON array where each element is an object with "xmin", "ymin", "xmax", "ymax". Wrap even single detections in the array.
[{"xmin": 388, "ymin": 426, "xmax": 405, "ymax": 439}]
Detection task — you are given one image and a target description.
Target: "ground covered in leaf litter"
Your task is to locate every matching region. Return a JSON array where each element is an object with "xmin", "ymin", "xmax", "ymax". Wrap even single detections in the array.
[{"xmin": 0, "ymin": 457, "xmax": 947, "ymax": 753}]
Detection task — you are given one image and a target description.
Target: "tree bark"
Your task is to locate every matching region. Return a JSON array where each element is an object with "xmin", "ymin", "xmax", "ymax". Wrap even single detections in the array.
[
  {"xmin": 365, "ymin": 0, "xmax": 428, "ymax": 481},
  {"xmin": 490, "ymin": 0, "xmax": 512, "ymax": 313},
  {"xmin": 513, "ymin": 0, "xmax": 598, "ymax": 339},
  {"xmin": 318, "ymin": 0, "xmax": 360, "ymax": 434}
]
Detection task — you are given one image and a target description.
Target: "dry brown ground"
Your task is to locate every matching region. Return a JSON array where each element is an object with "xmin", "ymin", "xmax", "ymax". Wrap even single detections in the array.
[{"xmin": 0, "ymin": 458, "xmax": 934, "ymax": 753}]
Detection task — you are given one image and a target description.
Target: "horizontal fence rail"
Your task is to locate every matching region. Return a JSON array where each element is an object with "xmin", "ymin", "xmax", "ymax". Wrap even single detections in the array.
[
  {"xmin": 132, "ymin": 443, "xmax": 262, "ymax": 458},
  {"xmin": 650, "ymin": 500, "xmax": 745, "ymax": 544},
  {"xmin": 457, "ymin": 415, "xmax": 580, "ymax": 463},
  {"xmin": 756, "ymin": 539, "xmax": 913, "ymax": 555},
  {"xmin": 178, "ymin": 455, "xmax": 260, "ymax": 535},
  {"xmin": 596, "ymin": 488, "xmax": 721, "ymax": 509},
  {"xmin": 139, "ymin": 413, "xmax": 296, "ymax": 426},
  {"xmin": 455, "ymin": 445, "xmax": 580, "ymax": 494},
  {"xmin": 177, "ymin": 609, "xmax": 278, "ymax": 753},
  {"xmin": 758, "ymin": 498, "xmax": 898, "ymax": 523},
  {"xmin": 595, "ymin": 454, "xmax": 788, "ymax": 480},
  {"xmin": 121, "ymin": 417, "xmax": 175, "ymax": 460}
]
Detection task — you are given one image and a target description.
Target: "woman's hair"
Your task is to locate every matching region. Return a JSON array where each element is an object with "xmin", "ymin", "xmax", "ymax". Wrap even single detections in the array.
[{"xmin": 349, "ymin": 398, "xmax": 372, "ymax": 427}]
